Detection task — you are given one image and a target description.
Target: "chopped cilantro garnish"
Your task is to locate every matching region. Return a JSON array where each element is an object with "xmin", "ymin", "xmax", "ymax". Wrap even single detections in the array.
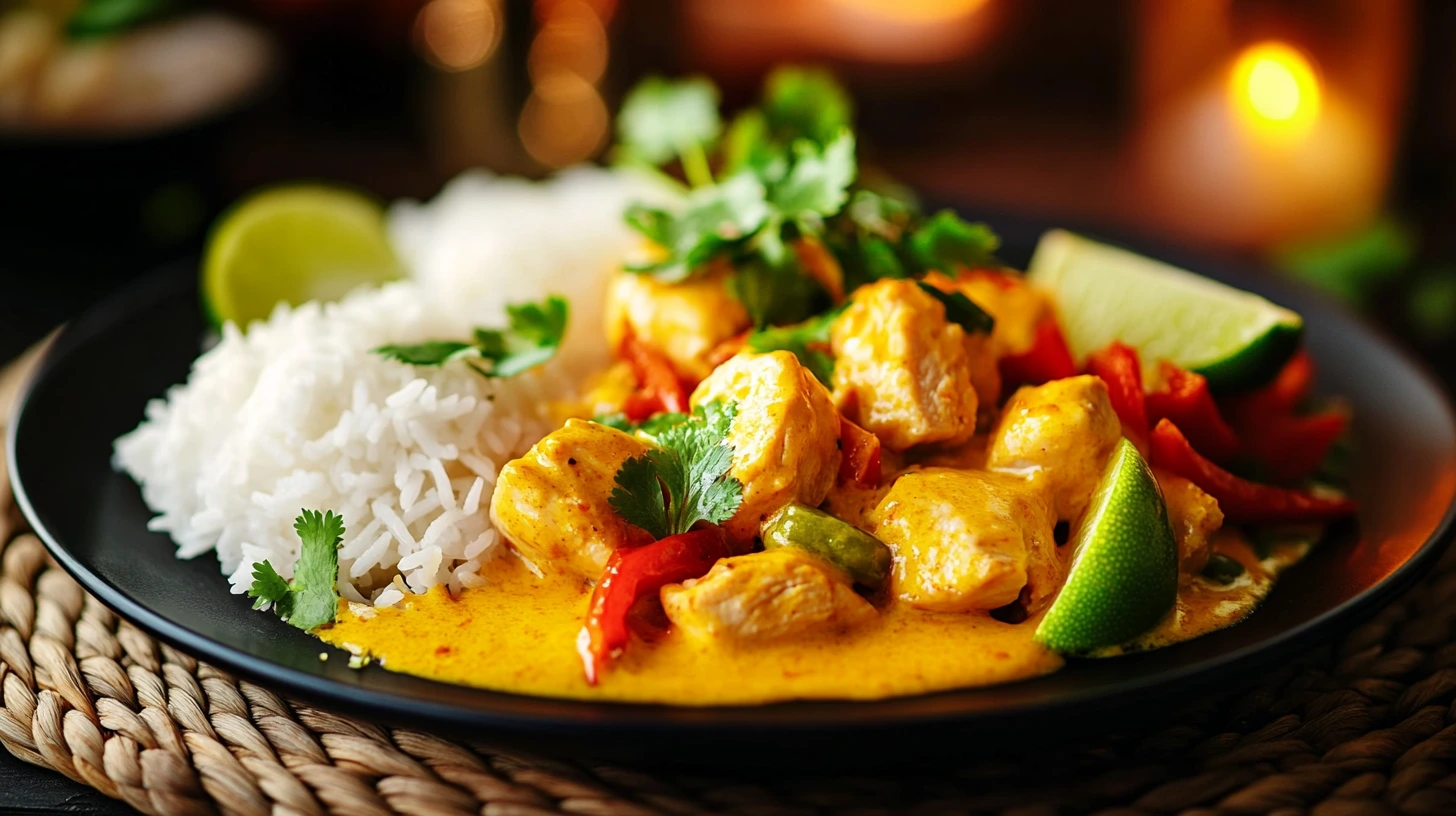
[
  {"xmin": 728, "ymin": 257, "xmax": 824, "ymax": 329},
  {"xmin": 746, "ymin": 306, "xmax": 844, "ymax": 385},
  {"xmin": 591, "ymin": 411, "xmax": 691, "ymax": 440},
  {"xmin": 907, "ymin": 210, "xmax": 1001, "ymax": 273},
  {"xmin": 625, "ymin": 174, "xmax": 771, "ymax": 282},
  {"xmin": 762, "ymin": 65, "xmax": 854, "ymax": 147},
  {"xmin": 611, "ymin": 68, "xmax": 1001, "ymax": 330},
  {"xmin": 247, "ymin": 510, "xmax": 344, "ymax": 631},
  {"xmin": 375, "ymin": 295, "xmax": 568, "ymax": 378},
  {"xmin": 768, "ymin": 131, "xmax": 857, "ymax": 226},
  {"xmin": 916, "ymin": 282, "xmax": 995, "ymax": 335},
  {"xmin": 616, "ymin": 76, "xmax": 722, "ymax": 188},
  {"xmin": 609, "ymin": 402, "xmax": 744, "ymax": 540}
]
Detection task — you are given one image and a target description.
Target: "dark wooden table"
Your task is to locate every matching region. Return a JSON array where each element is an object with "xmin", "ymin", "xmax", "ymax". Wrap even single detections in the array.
[{"xmin": 0, "ymin": 751, "xmax": 133, "ymax": 815}]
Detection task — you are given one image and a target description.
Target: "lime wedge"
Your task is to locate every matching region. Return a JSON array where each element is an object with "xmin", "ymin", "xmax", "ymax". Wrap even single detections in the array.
[
  {"xmin": 1027, "ymin": 230, "xmax": 1302, "ymax": 392},
  {"xmin": 202, "ymin": 185, "xmax": 401, "ymax": 328},
  {"xmin": 1035, "ymin": 438, "xmax": 1178, "ymax": 654}
]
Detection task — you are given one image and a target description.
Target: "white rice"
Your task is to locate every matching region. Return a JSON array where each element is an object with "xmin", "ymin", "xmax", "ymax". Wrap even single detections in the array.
[{"xmin": 113, "ymin": 167, "xmax": 665, "ymax": 605}]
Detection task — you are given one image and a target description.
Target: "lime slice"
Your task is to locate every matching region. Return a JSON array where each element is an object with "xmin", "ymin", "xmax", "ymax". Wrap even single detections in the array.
[
  {"xmin": 202, "ymin": 185, "xmax": 401, "ymax": 328},
  {"xmin": 1034, "ymin": 438, "xmax": 1178, "ymax": 654},
  {"xmin": 1027, "ymin": 230, "xmax": 1302, "ymax": 392}
]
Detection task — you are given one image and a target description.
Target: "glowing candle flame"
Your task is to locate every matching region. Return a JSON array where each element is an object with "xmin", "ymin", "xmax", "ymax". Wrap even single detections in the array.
[{"xmin": 1230, "ymin": 41, "xmax": 1321, "ymax": 136}]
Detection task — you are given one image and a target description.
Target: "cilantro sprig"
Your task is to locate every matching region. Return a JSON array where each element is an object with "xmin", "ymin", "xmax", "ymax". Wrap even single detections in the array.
[
  {"xmin": 592, "ymin": 411, "xmax": 690, "ymax": 438},
  {"xmin": 616, "ymin": 76, "xmax": 722, "ymax": 189},
  {"xmin": 827, "ymin": 190, "xmax": 1001, "ymax": 289},
  {"xmin": 608, "ymin": 402, "xmax": 744, "ymax": 540},
  {"xmin": 612, "ymin": 67, "xmax": 1002, "ymax": 331},
  {"xmin": 248, "ymin": 510, "xmax": 344, "ymax": 631},
  {"xmin": 745, "ymin": 306, "xmax": 845, "ymax": 386},
  {"xmin": 375, "ymin": 296, "xmax": 568, "ymax": 378}
]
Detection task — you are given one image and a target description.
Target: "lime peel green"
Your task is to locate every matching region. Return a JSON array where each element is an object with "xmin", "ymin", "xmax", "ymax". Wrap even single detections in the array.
[
  {"xmin": 203, "ymin": 185, "xmax": 401, "ymax": 329},
  {"xmin": 1027, "ymin": 230, "xmax": 1302, "ymax": 393},
  {"xmin": 1034, "ymin": 439, "xmax": 1178, "ymax": 655}
]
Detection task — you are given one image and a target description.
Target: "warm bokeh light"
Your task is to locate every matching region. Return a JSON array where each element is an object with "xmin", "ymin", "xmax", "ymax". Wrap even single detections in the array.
[
  {"xmin": 1230, "ymin": 41, "xmax": 1321, "ymax": 135},
  {"xmin": 828, "ymin": 0, "xmax": 988, "ymax": 23},
  {"xmin": 528, "ymin": 0, "xmax": 609, "ymax": 85},
  {"xmin": 519, "ymin": 74, "xmax": 609, "ymax": 167},
  {"xmin": 415, "ymin": 0, "xmax": 501, "ymax": 72}
]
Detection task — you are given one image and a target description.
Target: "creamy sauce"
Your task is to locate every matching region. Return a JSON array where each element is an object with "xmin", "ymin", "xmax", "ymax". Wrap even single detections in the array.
[
  {"xmin": 321, "ymin": 555, "xmax": 1061, "ymax": 705},
  {"xmin": 319, "ymin": 529, "xmax": 1303, "ymax": 704},
  {"xmin": 1118, "ymin": 529, "xmax": 1309, "ymax": 653}
]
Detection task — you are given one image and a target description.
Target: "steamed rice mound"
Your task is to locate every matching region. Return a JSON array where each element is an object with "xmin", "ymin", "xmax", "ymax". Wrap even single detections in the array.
[{"xmin": 113, "ymin": 168, "xmax": 663, "ymax": 606}]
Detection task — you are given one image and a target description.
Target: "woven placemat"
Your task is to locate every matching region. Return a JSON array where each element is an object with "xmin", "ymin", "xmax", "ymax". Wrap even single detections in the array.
[{"xmin": 5, "ymin": 355, "xmax": 1456, "ymax": 816}]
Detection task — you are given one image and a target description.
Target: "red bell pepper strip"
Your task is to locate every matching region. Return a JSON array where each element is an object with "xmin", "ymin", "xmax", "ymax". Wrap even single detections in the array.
[
  {"xmin": 999, "ymin": 317, "xmax": 1077, "ymax": 388},
  {"xmin": 576, "ymin": 526, "xmax": 730, "ymax": 684},
  {"xmin": 1085, "ymin": 342, "xmax": 1147, "ymax": 440},
  {"xmin": 1248, "ymin": 409, "xmax": 1349, "ymax": 484},
  {"xmin": 620, "ymin": 333, "xmax": 689, "ymax": 421},
  {"xmin": 1149, "ymin": 419, "xmax": 1355, "ymax": 524},
  {"xmin": 1224, "ymin": 350, "xmax": 1314, "ymax": 424},
  {"xmin": 1145, "ymin": 362, "xmax": 1241, "ymax": 462},
  {"xmin": 706, "ymin": 331, "xmax": 749, "ymax": 369},
  {"xmin": 838, "ymin": 414, "xmax": 882, "ymax": 488},
  {"xmin": 1222, "ymin": 350, "xmax": 1343, "ymax": 482}
]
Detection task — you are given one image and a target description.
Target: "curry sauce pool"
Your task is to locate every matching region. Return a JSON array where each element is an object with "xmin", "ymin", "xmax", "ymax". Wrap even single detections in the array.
[
  {"xmin": 321, "ymin": 555, "xmax": 1063, "ymax": 704},
  {"xmin": 319, "ymin": 532, "xmax": 1297, "ymax": 704}
]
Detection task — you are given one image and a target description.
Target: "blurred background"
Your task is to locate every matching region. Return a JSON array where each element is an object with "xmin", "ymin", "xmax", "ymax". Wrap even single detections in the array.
[{"xmin": 1, "ymin": 0, "xmax": 1454, "ymax": 373}]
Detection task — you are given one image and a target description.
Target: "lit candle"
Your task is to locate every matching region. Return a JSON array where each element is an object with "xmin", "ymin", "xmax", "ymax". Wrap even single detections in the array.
[{"xmin": 1137, "ymin": 40, "xmax": 1388, "ymax": 248}]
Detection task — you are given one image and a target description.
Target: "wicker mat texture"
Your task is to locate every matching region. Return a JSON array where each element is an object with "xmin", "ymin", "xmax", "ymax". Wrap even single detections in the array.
[{"xmin": 5, "ymin": 358, "xmax": 1456, "ymax": 815}]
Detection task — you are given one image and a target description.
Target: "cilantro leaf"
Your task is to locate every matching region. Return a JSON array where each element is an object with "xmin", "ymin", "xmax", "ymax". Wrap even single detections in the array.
[
  {"xmin": 746, "ymin": 306, "xmax": 844, "ymax": 385},
  {"xmin": 626, "ymin": 174, "xmax": 771, "ymax": 282},
  {"xmin": 248, "ymin": 509, "xmax": 343, "ymax": 631},
  {"xmin": 609, "ymin": 455, "xmax": 670, "ymax": 540},
  {"xmin": 375, "ymin": 296, "xmax": 568, "ymax": 378},
  {"xmin": 828, "ymin": 193, "xmax": 1003, "ymax": 289},
  {"xmin": 248, "ymin": 561, "xmax": 292, "ymax": 613},
  {"xmin": 590, "ymin": 411, "xmax": 691, "ymax": 440},
  {"xmin": 846, "ymin": 189, "xmax": 913, "ymax": 242},
  {"xmin": 616, "ymin": 76, "xmax": 722, "ymax": 187},
  {"xmin": 722, "ymin": 109, "xmax": 783, "ymax": 177},
  {"xmin": 728, "ymin": 257, "xmax": 822, "ymax": 329},
  {"xmin": 591, "ymin": 413, "xmax": 634, "ymax": 432},
  {"xmin": 916, "ymin": 282, "xmax": 995, "ymax": 335},
  {"xmin": 609, "ymin": 402, "xmax": 744, "ymax": 539},
  {"xmin": 476, "ymin": 296, "xmax": 570, "ymax": 377},
  {"xmin": 769, "ymin": 131, "xmax": 857, "ymax": 224},
  {"xmin": 288, "ymin": 510, "xmax": 344, "ymax": 631},
  {"xmin": 372, "ymin": 341, "xmax": 479, "ymax": 367},
  {"xmin": 762, "ymin": 66, "xmax": 853, "ymax": 146},
  {"xmin": 907, "ymin": 210, "xmax": 1000, "ymax": 273}
]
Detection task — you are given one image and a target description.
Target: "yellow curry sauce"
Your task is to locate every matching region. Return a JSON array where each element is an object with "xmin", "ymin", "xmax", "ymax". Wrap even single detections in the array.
[{"xmin": 318, "ymin": 529, "xmax": 1302, "ymax": 705}]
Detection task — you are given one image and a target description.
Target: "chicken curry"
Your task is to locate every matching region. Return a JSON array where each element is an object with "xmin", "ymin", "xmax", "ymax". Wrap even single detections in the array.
[{"xmin": 303, "ymin": 71, "xmax": 1356, "ymax": 704}]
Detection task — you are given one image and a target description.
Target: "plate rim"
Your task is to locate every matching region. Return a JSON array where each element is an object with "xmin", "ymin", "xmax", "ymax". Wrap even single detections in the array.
[{"xmin": 11, "ymin": 252, "xmax": 1456, "ymax": 737}]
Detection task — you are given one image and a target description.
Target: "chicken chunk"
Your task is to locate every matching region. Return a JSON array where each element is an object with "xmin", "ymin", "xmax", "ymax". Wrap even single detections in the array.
[
  {"xmin": 870, "ymin": 468, "xmax": 1061, "ymax": 614},
  {"xmin": 922, "ymin": 272, "xmax": 1004, "ymax": 412},
  {"xmin": 1157, "ymin": 470, "xmax": 1224, "ymax": 584},
  {"xmin": 489, "ymin": 419, "xmax": 653, "ymax": 578},
  {"xmin": 604, "ymin": 267, "xmax": 750, "ymax": 381},
  {"xmin": 986, "ymin": 375, "xmax": 1122, "ymax": 521},
  {"xmin": 691, "ymin": 351, "xmax": 841, "ymax": 545},
  {"xmin": 926, "ymin": 269, "xmax": 1053, "ymax": 359},
  {"xmin": 830, "ymin": 278, "xmax": 981, "ymax": 451},
  {"xmin": 661, "ymin": 549, "xmax": 875, "ymax": 642}
]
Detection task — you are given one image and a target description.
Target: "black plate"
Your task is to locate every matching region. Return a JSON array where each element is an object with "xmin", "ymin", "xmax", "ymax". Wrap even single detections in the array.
[{"xmin": 11, "ymin": 224, "xmax": 1456, "ymax": 766}]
